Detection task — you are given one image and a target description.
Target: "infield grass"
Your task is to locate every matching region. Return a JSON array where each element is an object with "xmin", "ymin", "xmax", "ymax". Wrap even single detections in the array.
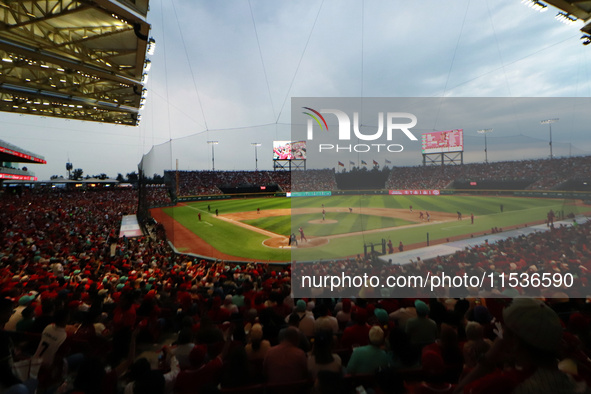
[{"xmin": 244, "ymin": 212, "xmax": 414, "ymax": 237}]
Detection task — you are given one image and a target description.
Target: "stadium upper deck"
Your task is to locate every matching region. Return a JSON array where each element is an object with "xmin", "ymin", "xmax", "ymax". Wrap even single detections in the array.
[{"xmin": 0, "ymin": 139, "xmax": 45, "ymax": 181}]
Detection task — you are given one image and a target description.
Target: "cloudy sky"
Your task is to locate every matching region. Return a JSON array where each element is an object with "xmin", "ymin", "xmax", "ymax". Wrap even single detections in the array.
[{"xmin": 2, "ymin": 0, "xmax": 591, "ymax": 179}]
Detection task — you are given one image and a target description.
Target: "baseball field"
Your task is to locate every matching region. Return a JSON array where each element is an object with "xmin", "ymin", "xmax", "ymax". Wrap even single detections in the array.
[{"xmin": 151, "ymin": 195, "xmax": 584, "ymax": 262}]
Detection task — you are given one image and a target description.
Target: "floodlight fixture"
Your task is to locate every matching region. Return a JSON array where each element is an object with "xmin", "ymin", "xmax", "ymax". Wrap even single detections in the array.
[
  {"xmin": 147, "ymin": 38, "xmax": 156, "ymax": 55},
  {"xmin": 555, "ymin": 12, "xmax": 577, "ymax": 25},
  {"xmin": 521, "ymin": 0, "xmax": 548, "ymax": 12}
]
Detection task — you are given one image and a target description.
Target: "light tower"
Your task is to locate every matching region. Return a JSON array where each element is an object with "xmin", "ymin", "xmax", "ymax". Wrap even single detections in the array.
[
  {"xmin": 540, "ymin": 119, "xmax": 558, "ymax": 159},
  {"xmin": 251, "ymin": 143, "xmax": 261, "ymax": 171},
  {"xmin": 207, "ymin": 141, "xmax": 219, "ymax": 170},
  {"xmin": 477, "ymin": 129, "xmax": 493, "ymax": 164}
]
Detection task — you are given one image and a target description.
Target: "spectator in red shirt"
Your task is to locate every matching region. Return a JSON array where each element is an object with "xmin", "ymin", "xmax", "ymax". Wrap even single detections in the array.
[
  {"xmin": 263, "ymin": 327, "xmax": 308, "ymax": 384},
  {"xmin": 340, "ymin": 308, "xmax": 370, "ymax": 349}
]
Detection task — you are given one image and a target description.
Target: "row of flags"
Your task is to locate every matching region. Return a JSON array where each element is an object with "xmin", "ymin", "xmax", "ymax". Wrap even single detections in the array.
[{"xmin": 338, "ymin": 159, "xmax": 392, "ymax": 167}]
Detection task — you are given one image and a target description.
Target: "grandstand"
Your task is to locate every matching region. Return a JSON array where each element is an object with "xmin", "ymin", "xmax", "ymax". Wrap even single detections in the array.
[
  {"xmin": 139, "ymin": 156, "xmax": 591, "ymax": 200},
  {"xmin": 3, "ymin": 118, "xmax": 591, "ymax": 392},
  {"xmin": 385, "ymin": 156, "xmax": 591, "ymax": 192},
  {"xmin": 1, "ymin": 179, "xmax": 591, "ymax": 393}
]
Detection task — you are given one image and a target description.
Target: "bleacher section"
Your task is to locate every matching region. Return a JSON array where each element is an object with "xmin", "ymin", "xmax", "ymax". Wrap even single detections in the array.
[
  {"xmin": 386, "ymin": 156, "xmax": 591, "ymax": 191},
  {"xmin": 157, "ymin": 156, "xmax": 591, "ymax": 199},
  {"xmin": 1, "ymin": 187, "xmax": 591, "ymax": 393}
]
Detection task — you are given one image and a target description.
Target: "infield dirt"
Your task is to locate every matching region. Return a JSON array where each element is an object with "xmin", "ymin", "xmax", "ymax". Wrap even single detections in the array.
[{"xmin": 221, "ymin": 207, "xmax": 458, "ymax": 250}]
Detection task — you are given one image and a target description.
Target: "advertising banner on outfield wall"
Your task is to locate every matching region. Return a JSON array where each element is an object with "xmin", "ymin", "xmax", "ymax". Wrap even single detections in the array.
[
  {"xmin": 290, "ymin": 97, "xmax": 591, "ymax": 298},
  {"xmin": 389, "ymin": 190, "xmax": 440, "ymax": 195}
]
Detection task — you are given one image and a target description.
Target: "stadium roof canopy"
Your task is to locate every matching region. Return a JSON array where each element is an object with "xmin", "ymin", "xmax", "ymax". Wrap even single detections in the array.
[
  {"xmin": 546, "ymin": 0, "xmax": 591, "ymax": 21},
  {"xmin": 0, "ymin": 0, "xmax": 151, "ymax": 126},
  {"xmin": 544, "ymin": 1, "xmax": 591, "ymax": 35}
]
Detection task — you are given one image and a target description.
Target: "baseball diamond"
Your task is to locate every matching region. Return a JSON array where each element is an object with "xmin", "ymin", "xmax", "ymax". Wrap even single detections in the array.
[{"xmin": 150, "ymin": 194, "xmax": 584, "ymax": 261}]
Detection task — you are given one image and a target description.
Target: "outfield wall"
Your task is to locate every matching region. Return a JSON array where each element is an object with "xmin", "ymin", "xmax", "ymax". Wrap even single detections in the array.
[
  {"xmin": 443, "ymin": 189, "xmax": 591, "ymax": 199},
  {"xmin": 177, "ymin": 189, "xmax": 591, "ymax": 200},
  {"xmin": 177, "ymin": 191, "xmax": 286, "ymax": 202}
]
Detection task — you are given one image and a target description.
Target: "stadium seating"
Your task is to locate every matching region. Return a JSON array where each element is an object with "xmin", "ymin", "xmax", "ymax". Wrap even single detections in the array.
[{"xmin": 0, "ymin": 164, "xmax": 590, "ymax": 393}]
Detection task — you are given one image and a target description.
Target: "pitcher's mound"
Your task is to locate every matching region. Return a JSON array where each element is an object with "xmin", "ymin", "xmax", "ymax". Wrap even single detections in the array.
[{"xmin": 308, "ymin": 219, "xmax": 338, "ymax": 224}]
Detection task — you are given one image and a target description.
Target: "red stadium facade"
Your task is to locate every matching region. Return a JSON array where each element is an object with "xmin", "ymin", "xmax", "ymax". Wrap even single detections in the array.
[{"xmin": 0, "ymin": 139, "xmax": 46, "ymax": 182}]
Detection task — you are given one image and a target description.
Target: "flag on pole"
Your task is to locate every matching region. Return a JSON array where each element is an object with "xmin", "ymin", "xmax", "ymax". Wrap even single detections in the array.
[
  {"xmin": 338, "ymin": 161, "xmax": 344, "ymax": 167},
  {"xmin": 385, "ymin": 159, "xmax": 392, "ymax": 164},
  {"xmin": 349, "ymin": 161, "xmax": 355, "ymax": 165},
  {"xmin": 373, "ymin": 160, "xmax": 379, "ymax": 166},
  {"xmin": 361, "ymin": 160, "xmax": 367, "ymax": 165}
]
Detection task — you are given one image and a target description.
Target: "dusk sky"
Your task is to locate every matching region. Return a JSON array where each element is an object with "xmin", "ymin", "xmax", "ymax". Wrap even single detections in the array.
[{"xmin": 1, "ymin": 0, "xmax": 591, "ymax": 179}]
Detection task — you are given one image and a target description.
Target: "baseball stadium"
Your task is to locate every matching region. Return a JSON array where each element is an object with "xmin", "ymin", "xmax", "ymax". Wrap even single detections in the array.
[
  {"xmin": 149, "ymin": 172, "xmax": 589, "ymax": 263},
  {"xmin": 2, "ymin": 1, "xmax": 591, "ymax": 394}
]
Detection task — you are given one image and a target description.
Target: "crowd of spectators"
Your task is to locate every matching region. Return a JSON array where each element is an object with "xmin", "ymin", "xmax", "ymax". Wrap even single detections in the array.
[
  {"xmin": 171, "ymin": 171, "xmax": 286, "ymax": 196},
  {"xmin": 270, "ymin": 171, "xmax": 291, "ymax": 192},
  {"xmin": 1, "ymin": 187, "xmax": 591, "ymax": 393},
  {"xmin": 173, "ymin": 171, "xmax": 223, "ymax": 196},
  {"xmin": 144, "ymin": 185, "xmax": 173, "ymax": 207},
  {"xmin": 293, "ymin": 219, "xmax": 591, "ymax": 299},
  {"xmin": 292, "ymin": 170, "xmax": 338, "ymax": 192},
  {"xmin": 386, "ymin": 166, "xmax": 457, "ymax": 190},
  {"xmin": 167, "ymin": 169, "xmax": 338, "ymax": 196},
  {"xmin": 386, "ymin": 156, "xmax": 591, "ymax": 191},
  {"xmin": 161, "ymin": 155, "xmax": 591, "ymax": 198}
]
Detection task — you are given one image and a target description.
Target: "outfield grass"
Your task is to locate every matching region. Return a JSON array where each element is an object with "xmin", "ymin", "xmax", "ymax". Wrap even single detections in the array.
[
  {"xmin": 290, "ymin": 194, "xmax": 553, "ymax": 215},
  {"xmin": 242, "ymin": 215, "xmax": 292, "ymax": 236},
  {"xmin": 184, "ymin": 198, "xmax": 290, "ymax": 214},
  {"xmin": 244, "ymin": 212, "xmax": 414, "ymax": 237},
  {"xmin": 163, "ymin": 195, "xmax": 575, "ymax": 261}
]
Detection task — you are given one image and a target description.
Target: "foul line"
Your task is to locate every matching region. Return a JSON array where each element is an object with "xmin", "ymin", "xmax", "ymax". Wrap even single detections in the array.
[
  {"xmin": 216, "ymin": 215, "xmax": 285, "ymax": 239},
  {"xmin": 184, "ymin": 205, "xmax": 210, "ymax": 214},
  {"xmin": 183, "ymin": 204, "xmax": 215, "ymax": 227},
  {"xmin": 184, "ymin": 204, "xmax": 285, "ymax": 239}
]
